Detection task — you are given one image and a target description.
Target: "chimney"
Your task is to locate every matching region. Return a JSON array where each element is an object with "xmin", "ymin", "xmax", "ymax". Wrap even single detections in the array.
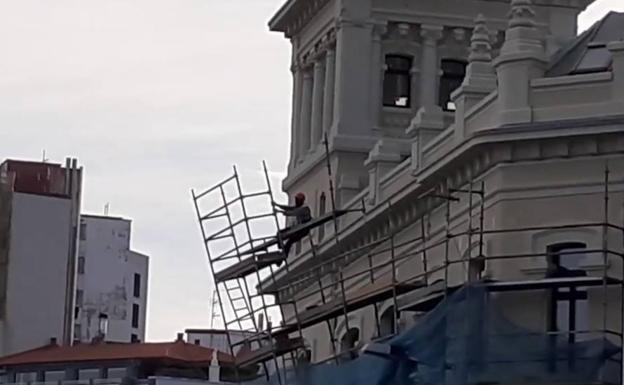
[{"xmin": 176, "ymin": 333, "xmax": 184, "ymax": 342}]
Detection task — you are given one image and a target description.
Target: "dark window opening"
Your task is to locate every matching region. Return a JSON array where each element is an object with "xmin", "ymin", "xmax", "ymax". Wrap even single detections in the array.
[
  {"xmin": 131, "ymin": 334, "xmax": 139, "ymax": 343},
  {"xmin": 76, "ymin": 290, "xmax": 84, "ymax": 306},
  {"xmin": 339, "ymin": 328, "xmax": 360, "ymax": 362},
  {"xmin": 133, "ymin": 273, "xmax": 141, "ymax": 298},
  {"xmin": 571, "ymin": 43, "xmax": 612, "ymax": 75},
  {"xmin": 379, "ymin": 307, "xmax": 396, "ymax": 337},
  {"xmin": 79, "ymin": 222, "xmax": 87, "ymax": 241},
  {"xmin": 132, "ymin": 304, "xmax": 140, "ymax": 328},
  {"xmin": 439, "ymin": 59, "xmax": 467, "ymax": 111},
  {"xmin": 546, "ymin": 243, "xmax": 589, "ymax": 371},
  {"xmin": 318, "ymin": 193, "xmax": 327, "ymax": 241},
  {"xmin": 194, "ymin": 339, "xmax": 201, "ymax": 345},
  {"xmin": 546, "ymin": 242, "xmax": 588, "ymax": 278},
  {"xmin": 77, "ymin": 256, "xmax": 85, "ymax": 275},
  {"xmin": 383, "ymin": 55, "xmax": 412, "ymax": 108}
]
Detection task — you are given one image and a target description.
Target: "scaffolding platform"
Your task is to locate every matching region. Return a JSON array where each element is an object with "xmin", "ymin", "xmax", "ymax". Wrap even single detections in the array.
[
  {"xmin": 239, "ymin": 210, "xmax": 352, "ymax": 257},
  {"xmin": 235, "ymin": 336, "xmax": 305, "ymax": 367},
  {"xmin": 215, "ymin": 251, "xmax": 286, "ymax": 283},
  {"xmin": 276, "ymin": 278, "xmax": 425, "ymax": 335},
  {"xmin": 399, "ymin": 275, "xmax": 624, "ymax": 312}
]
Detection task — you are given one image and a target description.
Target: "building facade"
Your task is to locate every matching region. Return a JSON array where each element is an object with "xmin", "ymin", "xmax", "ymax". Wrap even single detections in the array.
[
  {"xmin": 75, "ymin": 215, "xmax": 149, "ymax": 344},
  {"xmin": 265, "ymin": 0, "xmax": 624, "ymax": 366},
  {"xmin": 0, "ymin": 159, "xmax": 82, "ymax": 356}
]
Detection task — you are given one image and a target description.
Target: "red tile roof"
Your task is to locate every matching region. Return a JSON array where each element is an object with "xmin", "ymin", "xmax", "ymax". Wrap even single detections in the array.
[{"xmin": 0, "ymin": 341, "xmax": 234, "ymax": 367}]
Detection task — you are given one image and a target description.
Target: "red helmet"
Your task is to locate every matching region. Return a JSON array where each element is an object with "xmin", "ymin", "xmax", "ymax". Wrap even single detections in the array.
[{"xmin": 294, "ymin": 192, "xmax": 306, "ymax": 205}]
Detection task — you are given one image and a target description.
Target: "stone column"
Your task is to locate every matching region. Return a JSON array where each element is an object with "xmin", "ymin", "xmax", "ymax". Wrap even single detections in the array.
[
  {"xmin": 322, "ymin": 48, "xmax": 336, "ymax": 137},
  {"xmin": 299, "ymin": 69, "xmax": 314, "ymax": 157},
  {"xmin": 290, "ymin": 65, "xmax": 304, "ymax": 166},
  {"xmin": 370, "ymin": 24, "xmax": 387, "ymax": 129},
  {"xmin": 418, "ymin": 25, "xmax": 444, "ymax": 110},
  {"xmin": 310, "ymin": 58, "xmax": 326, "ymax": 150}
]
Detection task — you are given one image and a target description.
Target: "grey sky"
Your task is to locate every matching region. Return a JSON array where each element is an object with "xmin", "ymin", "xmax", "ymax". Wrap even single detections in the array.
[{"xmin": 0, "ymin": 0, "xmax": 622, "ymax": 341}]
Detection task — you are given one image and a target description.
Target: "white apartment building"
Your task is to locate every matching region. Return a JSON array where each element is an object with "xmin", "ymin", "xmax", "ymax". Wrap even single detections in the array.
[
  {"xmin": 261, "ymin": 0, "xmax": 624, "ymax": 365},
  {"xmin": 0, "ymin": 159, "xmax": 82, "ymax": 356},
  {"xmin": 75, "ymin": 215, "xmax": 149, "ymax": 343}
]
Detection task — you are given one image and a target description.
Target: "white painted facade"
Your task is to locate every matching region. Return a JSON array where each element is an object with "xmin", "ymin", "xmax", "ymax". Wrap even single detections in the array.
[
  {"xmin": 0, "ymin": 159, "xmax": 82, "ymax": 356},
  {"xmin": 185, "ymin": 329, "xmax": 253, "ymax": 355},
  {"xmin": 267, "ymin": 0, "xmax": 624, "ymax": 364},
  {"xmin": 75, "ymin": 215, "xmax": 149, "ymax": 343}
]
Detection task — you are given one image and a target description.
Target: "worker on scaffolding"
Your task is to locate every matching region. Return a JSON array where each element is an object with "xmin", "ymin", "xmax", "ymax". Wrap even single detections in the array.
[{"xmin": 273, "ymin": 192, "xmax": 312, "ymax": 258}]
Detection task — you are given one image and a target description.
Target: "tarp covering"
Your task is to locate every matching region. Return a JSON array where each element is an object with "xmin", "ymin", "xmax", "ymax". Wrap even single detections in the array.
[{"xmin": 247, "ymin": 285, "xmax": 621, "ymax": 385}]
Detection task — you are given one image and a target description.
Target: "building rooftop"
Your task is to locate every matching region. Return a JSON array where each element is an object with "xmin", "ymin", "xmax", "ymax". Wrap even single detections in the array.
[
  {"xmin": 0, "ymin": 340, "xmax": 235, "ymax": 367},
  {"xmin": 548, "ymin": 11, "xmax": 624, "ymax": 76}
]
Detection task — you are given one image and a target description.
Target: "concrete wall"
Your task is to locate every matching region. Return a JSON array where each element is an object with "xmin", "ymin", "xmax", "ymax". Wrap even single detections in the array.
[
  {"xmin": 75, "ymin": 215, "xmax": 149, "ymax": 343},
  {"xmin": 2, "ymin": 193, "xmax": 74, "ymax": 356}
]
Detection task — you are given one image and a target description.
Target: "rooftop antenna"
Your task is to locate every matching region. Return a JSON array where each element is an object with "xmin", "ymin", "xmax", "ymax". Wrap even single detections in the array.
[{"xmin": 104, "ymin": 203, "xmax": 110, "ymax": 216}]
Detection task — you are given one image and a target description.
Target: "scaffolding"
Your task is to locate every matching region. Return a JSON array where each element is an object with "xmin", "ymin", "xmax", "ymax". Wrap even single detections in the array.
[{"xmin": 192, "ymin": 158, "xmax": 624, "ymax": 385}]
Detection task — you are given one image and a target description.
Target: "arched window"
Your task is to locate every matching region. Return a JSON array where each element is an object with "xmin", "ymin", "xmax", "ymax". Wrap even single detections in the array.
[
  {"xmin": 379, "ymin": 306, "xmax": 396, "ymax": 338},
  {"xmin": 546, "ymin": 242, "xmax": 588, "ymax": 277},
  {"xmin": 318, "ymin": 193, "xmax": 326, "ymax": 241},
  {"xmin": 439, "ymin": 59, "xmax": 467, "ymax": 111},
  {"xmin": 339, "ymin": 328, "xmax": 360, "ymax": 362},
  {"xmin": 383, "ymin": 55, "xmax": 413, "ymax": 108}
]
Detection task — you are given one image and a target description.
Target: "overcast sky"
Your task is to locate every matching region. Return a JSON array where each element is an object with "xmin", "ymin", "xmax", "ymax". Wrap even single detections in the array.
[{"xmin": 1, "ymin": 0, "xmax": 622, "ymax": 342}]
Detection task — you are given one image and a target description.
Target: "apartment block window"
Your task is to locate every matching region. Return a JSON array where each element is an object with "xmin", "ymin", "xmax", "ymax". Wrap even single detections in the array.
[
  {"xmin": 439, "ymin": 59, "xmax": 467, "ymax": 111},
  {"xmin": 383, "ymin": 55, "xmax": 413, "ymax": 108},
  {"xmin": 77, "ymin": 256, "xmax": 85, "ymax": 275},
  {"xmin": 131, "ymin": 334, "xmax": 139, "ymax": 343},
  {"xmin": 133, "ymin": 273, "xmax": 141, "ymax": 298},
  {"xmin": 131, "ymin": 304, "xmax": 140, "ymax": 328},
  {"xmin": 79, "ymin": 222, "xmax": 87, "ymax": 241},
  {"xmin": 76, "ymin": 289, "xmax": 84, "ymax": 306}
]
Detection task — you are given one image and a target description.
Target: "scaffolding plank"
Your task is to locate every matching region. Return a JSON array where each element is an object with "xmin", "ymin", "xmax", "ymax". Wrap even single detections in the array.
[
  {"xmin": 214, "ymin": 251, "xmax": 286, "ymax": 282},
  {"xmin": 482, "ymin": 275, "xmax": 622, "ymax": 292},
  {"xmin": 235, "ymin": 337, "xmax": 304, "ymax": 367},
  {"xmin": 398, "ymin": 276, "xmax": 623, "ymax": 312},
  {"xmin": 279, "ymin": 210, "xmax": 350, "ymax": 240},
  {"xmin": 276, "ymin": 278, "xmax": 424, "ymax": 336},
  {"xmin": 397, "ymin": 280, "xmax": 453, "ymax": 312},
  {"xmin": 238, "ymin": 210, "xmax": 352, "ymax": 257}
]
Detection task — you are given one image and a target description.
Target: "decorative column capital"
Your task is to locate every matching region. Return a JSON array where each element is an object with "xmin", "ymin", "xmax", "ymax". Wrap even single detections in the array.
[
  {"xmin": 420, "ymin": 24, "xmax": 444, "ymax": 45},
  {"xmin": 372, "ymin": 22, "xmax": 388, "ymax": 41},
  {"xmin": 509, "ymin": 0, "xmax": 537, "ymax": 29}
]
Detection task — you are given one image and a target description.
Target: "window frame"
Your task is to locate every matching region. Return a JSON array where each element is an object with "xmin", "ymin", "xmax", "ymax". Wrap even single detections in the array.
[
  {"xmin": 546, "ymin": 242, "xmax": 589, "ymax": 371},
  {"xmin": 439, "ymin": 59, "xmax": 467, "ymax": 111},
  {"xmin": 133, "ymin": 273, "xmax": 141, "ymax": 298},
  {"xmin": 383, "ymin": 54, "xmax": 413, "ymax": 109},
  {"xmin": 131, "ymin": 303, "xmax": 140, "ymax": 329}
]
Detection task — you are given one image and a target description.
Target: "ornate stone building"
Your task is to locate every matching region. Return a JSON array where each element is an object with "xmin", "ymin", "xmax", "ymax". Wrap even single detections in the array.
[{"xmin": 266, "ymin": 0, "xmax": 624, "ymax": 365}]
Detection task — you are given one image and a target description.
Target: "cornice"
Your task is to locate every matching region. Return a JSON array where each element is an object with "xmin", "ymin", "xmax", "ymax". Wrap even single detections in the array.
[{"xmin": 269, "ymin": 0, "xmax": 333, "ymax": 38}]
